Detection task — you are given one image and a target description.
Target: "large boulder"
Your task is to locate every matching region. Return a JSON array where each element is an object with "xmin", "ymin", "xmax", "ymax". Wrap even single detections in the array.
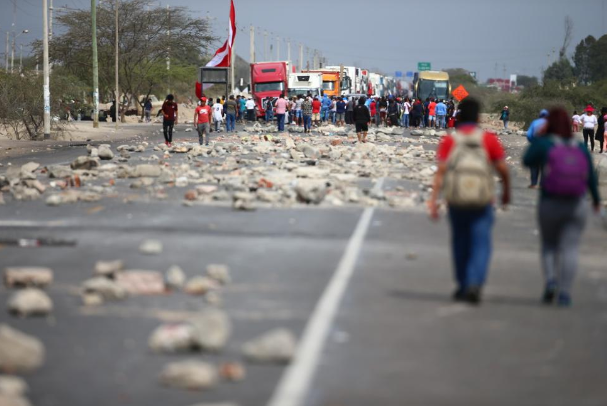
[{"xmin": 0, "ymin": 324, "xmax": 45, "ymax": 372}]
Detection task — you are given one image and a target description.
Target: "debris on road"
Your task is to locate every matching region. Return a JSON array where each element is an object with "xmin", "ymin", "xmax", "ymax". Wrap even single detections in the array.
[
  {"xmin": 184, "ymin": 276, "xmax": 217, "ymax": 295},
  {"xmin": 8, "ymin": 289, "xmax": 53, "ymax": 317},
  {"xmin": 165, "ymin": 265, "xmax": 186, "ymax": 290},
  {"xmin": 139, "ymin": 239, "xmax": 163, "ymax": 255},
  {"xmin": 94, "ymin": 260, "xmax": 124, "ymax": 278},
  {"xmin": 81, "ymin": 277, "xmax": 128, "ymax": 301},
  {"xmin": 160, "ymin": 360, "xmax": 218, "ymax": 391},
  {"xmin": 0, "ymin": 324, "xmax": 45, "ymax": 372},
  {"xmin": 242, "ymin": 328, "xmax": 296, "ymax": 364},
  {"xmin": 115, "ymin": 270, "xmax": 165, "ymax": 295},
  {"xmin": 148, "ymin": 323, "xmax": 196, "ymax": 353},
  {"xmin": 206, "ymin": 264, "xmax": 231, "ymax": 285},
  {"xmin": 4, "ymin": 267, "xmax": 53, "ymax": 288},
  {"xmin": 219, "ymin": 362, "xmax": 246, "ymax": 382},
  {"xmin": 188, "ymin": 309, "xmax": 232, "ymax": 351}
]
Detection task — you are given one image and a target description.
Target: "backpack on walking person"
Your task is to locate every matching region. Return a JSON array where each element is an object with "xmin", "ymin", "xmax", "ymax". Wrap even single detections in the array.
[
  {"xmin": 442, "ymin": 130, "xmax": 495, "ymax": 207},
  {"xmin": 542, "ymin": 137, "xmax": 589, "ymax": 197}
]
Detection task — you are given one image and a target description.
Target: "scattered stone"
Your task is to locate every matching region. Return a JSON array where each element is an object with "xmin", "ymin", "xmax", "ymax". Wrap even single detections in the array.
[
  {"xmin": 160, "ymin": 360, "xmax": 218, "ymax": 391},
  {"xmin": 94, "ymin": 260, "xmax": 124, "ymax": 278},
  {"xmin": 0, "ymin": 375, "xmax": 28, "ymax": 397},
  {"xmin": 188, "ymin": 309, "xmax": 231, "ymax": 351},
  {"xmin": 165, "ymin": 265, "xmax": 186, "ymax": 290},
  {"xmin": 206, "ymin": 264, "xmax": 231, "ymax": 285},
  {"xmin": 205, "ymin": 291, "xmax": 222, "ymax": 306},
  {"xmin": 0, "ymin": 394, "xmax": 32, "ymax": 406},
  {"xmin": 184, "ymin": 276, "xmax": 218, "ymax": 296},
  {"xmin": 184, "ymin": 190, "xmax": 198, "ymax": 201},
  {"xmin": 0, "ymin": 324, "xmax": 45, "ymax": 372},
  {"xmin": 149, "ymin": 323, "xmax": 196, "ymax": 353},
  {"xmin": 219, "ymin": 362, "xmax": 246, "ymax": 382},
  {"xmin": 116, "ymin": 271, "xmax": 166, "ymax": 295},
  {"xmin": 47, "ymin": 165, "xmax": 72, "ymax": 178},
  {"xmin": 134, "ymin": 164, "xmax": 162, "ymax": 178},
  {"xmin": 8, "ymin": 288, "xmax": 53, "ymax": 317},
  {"xmin": 70, "ymin": 156, "xmax": 99, "ymax": 170},
  {"xmin": 242, "ymin": 328, "xmax": 296, "ymax": 364},
  {"xmin": 139, "ymin": 239, "xmax": 163, "ymax": 255},
  {"xmin": 4, "ymin": 267, "xmax": 53, "ymax": 288},
  {"xmin": 81, "ymin": 292, "xmax": 104, "ymax": 306},
  {"xmin": 98, "ymin": 145, "xmax": 114, "ymax": 160},
  {"xmin": 295, "ymin": 180, "xmax": 328, "ymax": 204},
  {"xmin": 81, "ymin": 277, "xmax": 128, "ymax": 300}
]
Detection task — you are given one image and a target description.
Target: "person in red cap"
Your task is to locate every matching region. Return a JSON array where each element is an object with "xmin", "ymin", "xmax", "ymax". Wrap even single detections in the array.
[
  {"xmin": 581, "ymin": 105, "xmax": 597, "ymax": 151},
  {"xmin": 194, "ymin": 97, "xmax": 212, "ymax": 146}
]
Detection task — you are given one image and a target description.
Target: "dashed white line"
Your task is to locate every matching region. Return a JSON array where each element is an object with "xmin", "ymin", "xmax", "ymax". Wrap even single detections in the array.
[{"xmin": 267, "ymin": 178, "xmax": 384, "ymax": 406}]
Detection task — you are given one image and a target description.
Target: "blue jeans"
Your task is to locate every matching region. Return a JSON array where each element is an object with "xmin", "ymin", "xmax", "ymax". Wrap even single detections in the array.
[
  {"xmin": 448, "ymin": 205, "xmax": 495, "ymax": 289},
  {"xmin": 401, "ymin": 114, "xmax": 410, "ymax": 128},
  {"xmin": 329, "ymin": 111, "xmax": 336, "ymax": 124},
  {"xmin": 276, "ymin": 113, "xmax": 285, "ymax": 131},
  {"xmin": 303, "ymin": 115, "xmax": 312, "ymax": 131},
  {"xmin": 226, "ymin": 113, "xmax": 236, "ymax": 132},
  {"xmin": 503, "ymin": 120, "xmax": 509, "ymax": 129},
  {"xmin": 530, "ymin": 166, "xmax": 542, "ymax": 186},
  {"xmin": 265, "ymin": 109, "xmax": 274, "ymax": 123},
  {"xmin": 321, "ymin": 107, "xmax": 329, "ymax": 121},
  {"xmin": 436, "ymin": 115, "xmax": 446, "ymax": 129}
]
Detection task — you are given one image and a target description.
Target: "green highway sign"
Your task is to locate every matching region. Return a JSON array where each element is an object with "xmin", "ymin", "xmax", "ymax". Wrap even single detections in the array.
[{"xmin": 418, "ymin": 62, "xmax": 432, "ymax": 71}]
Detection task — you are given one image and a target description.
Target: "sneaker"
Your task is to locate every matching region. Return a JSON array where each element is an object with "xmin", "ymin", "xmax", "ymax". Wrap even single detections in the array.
[
  {"xmin": 465, "ymin": 286, "xmax": 482, "ymax": 305},
  {"xmin": 557, "ymin": 292, "xmax": 572, "ymax": 307},
  {"xmin": 452, "ymin": 287, "xmax": 466, "ymax": 302},
  {"xmin": 541, "ymin": 281, "xmax": 557, "ymax": 304}
]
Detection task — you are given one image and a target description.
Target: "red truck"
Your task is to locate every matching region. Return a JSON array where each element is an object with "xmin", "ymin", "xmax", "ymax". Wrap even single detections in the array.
[{"xmin": 250, "ymin": 61, "xmax": 290, "ymax": 118}]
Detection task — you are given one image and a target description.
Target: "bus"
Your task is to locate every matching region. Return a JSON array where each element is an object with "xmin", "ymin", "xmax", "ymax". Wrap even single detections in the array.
[{"xmin": 414, "ymin": 71, "xmax": 451, "ymax": 101}]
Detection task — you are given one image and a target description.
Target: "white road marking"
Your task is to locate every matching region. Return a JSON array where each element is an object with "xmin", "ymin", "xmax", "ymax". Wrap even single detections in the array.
[
  {"xmin": 267, "ymin": 178, "xmax": 384, "ymax": 406},
  {"xmin": 0, "ymin": 220, "xmax": 68, "ymax": 227}
]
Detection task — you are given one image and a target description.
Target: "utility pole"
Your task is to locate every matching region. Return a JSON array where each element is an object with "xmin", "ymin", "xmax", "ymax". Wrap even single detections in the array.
[
  {"xmin": 299, "ymin": 44, "xmax": 303, "ymax": 72},
  {"xmin": 166, "ymin": 5, "xmax": 171, "ymax": 95},
  {"xmin": 19, "ymin": 44, "xmax": 22, "ymax": 72},
  {"xmin": 5, "ymin": 32, "xmax": 8, "ymax": 72},
  {"xmin": 49, "ymin": 0, "xmax": 53, "ymax": 41},
  {"xmin": 276, "ymin": 36, "xmax": 280, "ymax": 60},
  {"xmin": 115, "ymin": 0, "xmax": 119, "ymax": 129},
  {"xmin": 249, "ymin": 25, "xmax": 255, "ymax": 63},
  {"xmin": 43, "ymin": 0, "xmax": 50, "ymax": 139},
  {"xmin": 92, "ymin": 0, "xmax": 99, "ymax": 128},
  {"xmin": 287, "ymin": 39, "xmax": 291, "ymax": 66},
  {"xmin": 264, "ymin": 30, "xmax": 268, "ymax": 61}
]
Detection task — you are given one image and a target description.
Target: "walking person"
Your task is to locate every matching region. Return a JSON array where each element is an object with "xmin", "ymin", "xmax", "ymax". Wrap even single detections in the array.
[
  {"xmin": 369, "ymin": 98, "xmax": 377, "ymax": 126},
  {"xmin": 264, "ymin": 98, "xmax": 274, "ymax": 123},
  {"xmin": 321, "ymin": 94, "xmax": 331, "ymax": 123},
  {"xmin": 571, "ymin": 110, "xmax": 581, "ymax": 133},
  {"xmin": 144, "ymin": 98, "xmax": 153, "ymax": 123},
  {"xmin": 275, "ymin": 94, "xmax": 288, "ymax": 132},
  {"xmin": 378, "ymin": 97, "xmax": 388, "ymax": 126},
  {"xmin": 353, "ymin": 97, "xmax": 371, "ymax": 143},
  {"xmin": 523, "ymin": 107, "xmax": 601, "ymax": 307},
  {"xmin": 428, "ymin": 98, "xmax": 511, "ymax": 305},
  {"xmin": 239, "ymin": 96, "xmax": 247, "ymax": 123},
  {"xmin": 194, "ymin": 97, "xmax": 212, "ymax": 146},
  {"xmin": 212, "ymin": 98, "xmax": 224, "ymax": 132},
  {"xmin": 594, "ymin": 107, "xmax": 607, "ymax": 154},
  {"xmin": 161, "ymin": 94, "xmax": 178, "ymax": 147},
  {"xmin": 527, "ymin": 110, "xmax": 549, "ymax": 188},
  {"xmin": 500, "ymin": 106, "xmax": 510, "ymax": 129},
  {"xmin": 312, "ymin": 96, "xmax": 322, "ymax": 127},
  {"xmin": 412, "ymin": 99, "xmax": 423, "ymax": 128},
  {"xmin": 581, "ymin": 105, "xmax": 597, "ymax": 152},
  {"xmin": 302, "ymin": 96, "xmax": 313, "ymax": 134},
  {"xmin": 336, "ymin": 97, "xmax": 346, "ymax": 127},
  {"xmin": 401, "ymin": 97, "xmax": 411, "ymax": 128},
  {"xmin": 224, "ymin": 95, "xmax": 237, "ymax": 133},
  {"xmin": 345, "ymin": 96, "xmax": 355, "ymax": 125},
  {"xmin": 428, "ymin": 98, "xmax": 437, "ymax": 128}
]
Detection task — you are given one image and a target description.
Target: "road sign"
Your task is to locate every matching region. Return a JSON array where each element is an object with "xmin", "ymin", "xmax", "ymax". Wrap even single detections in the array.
[
  {"xmin": 452, "ymin": 85, "xmax": 469, "ymax": 102},
  {"xmin": 395, "ymin": 71, "xmax": 403, "ymax": 78},
  {"xmin": 406, "ymin": 71, "xmax": 414, "ymax": 77},
  {"xmin": 417, "ymin": 62, "xmax": 431, "ymax": 71},
  {"xmin": 469, "ymin": 71, "xmax": 477, "ymax": 79}
]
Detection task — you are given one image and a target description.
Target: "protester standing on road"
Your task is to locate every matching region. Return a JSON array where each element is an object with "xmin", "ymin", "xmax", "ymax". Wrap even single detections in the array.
[
  {"xmin": 246, "ymin": 97, "xmax": 256, "ymax": 122},
  {"xmin": 594, "ymin": 107, "xmax": 607, "ymax": 154},
  {"xmin": 378, "ymin": 97, "xmax": 388, "ymax": 126},
  {"xmin": 428, "ymin": 98, "xmax": 437, "ymax": 128},
  {"xmin": 312, "ymin": 96, "xmax": 322, "ymax": 127},
  {"xmin": 527, "ymin": 110, "xmax": 549, "ymax": 188},
  {"xmin": 353, "ymin": 97, "xmax": 371, "ymax": 143},
  {"xmin": 500, "ymin": 106, "xmax": 510, "ymax": 129},
  {"xmin": 401, "ymin": 97, "xmax": 411, "ymax": 128},
  {"xmin": 428, "ymin": 98, "xmax": 511, "ymax": 304},
  {"xmin": 161, "ymin": 94, "xmax": 178, "ymax": 147},
  {"xmin": 194, "ymin": 97, "xmax": 212, "ymax": 146},
  {"xmin": 412, "ymin": 99, "xmax": 424, "ymax": 128},
  {"xmin": 144, "ymin": 98, "xmax": 153, "ymax": 123},
  {"xmin": 581, "ymin": 105, "xmax": 597, "ymax": 152},
  {"xmin": 302, "ymin": 96, "xmax": 313, "ymax": 134},
  {"xmin": 435, "ymin": 99, "xmax": 447, "ymax": 129},
  {"xmin": 523, "ymin": 107, "xmax": 601, "ymax": 307},
  {"xmin": 388, "ymin": 97, "xmax": 400, "ymax": 127},
  {"xmin": 336, "ymin": 97, "xmax": 346, "ymax": 127},
  {"xmin": 571, "ymin": 110, "xmax": 581, "ymax": 133},
  {"xmin": 212, "ymin": 98, "xmax": 224, "ymax": 132},
  {"xmin": 345, "ymin": 97, "xmax": 355, "ymax": 125},
  {"xmin": 224, "ymin": 95, "xmax": 237, "ymax": 133},
  {"xmin": 239, "ymin": 96, "xmax": 247, "ymax": 123},
  {"xmin": 275, "ymin": 94, "xmax": 288, "ymax": 132}
]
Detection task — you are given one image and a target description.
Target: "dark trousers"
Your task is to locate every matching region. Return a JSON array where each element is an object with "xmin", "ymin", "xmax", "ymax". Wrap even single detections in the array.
[
  {"xmin": 583, "ymin": 128, "xmax": 595, "ymax": 151},
  {"xmin": 163, "ymin": 119, "xmax": 174, "ymax": 143},
  {"xmin": 530, "ymin": 165, "xmax": 542, "ymax": 186},
  {"xmin": 449, "ymin": 205, "xmax": 495, "ymax": 289},
  {"xmin": 345, "ymin": 111, "xmax": 353, "ymax": 124}
]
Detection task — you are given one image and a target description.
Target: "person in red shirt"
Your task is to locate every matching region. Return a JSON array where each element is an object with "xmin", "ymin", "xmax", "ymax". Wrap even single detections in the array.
[
  {"xmin": 369, "ymin": 100, "xmax": 377, "ymax": 124},
  {"xmin": 161, "ymin": 94, "xmax": 178, "ymax": 146},
  {"xmin": 312, "ymin": 97, "xmax": 322, "ymax": 127},
  {"xmin": 193, "ymin": 97, "xmax": 212, "ymax": 146},
  {"xmin": 428, "ymin": 98, "xmax": 437, "ymax": 128},
  {"xmin": 428, "ymin": 98, "xmax": 511, "ymax": 305}
]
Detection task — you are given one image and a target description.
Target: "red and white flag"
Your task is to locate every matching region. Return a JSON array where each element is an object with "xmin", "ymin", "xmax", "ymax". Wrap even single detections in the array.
[{"xmin": 206, "ymin": 0, "xmax": 236, "ymax": 67}]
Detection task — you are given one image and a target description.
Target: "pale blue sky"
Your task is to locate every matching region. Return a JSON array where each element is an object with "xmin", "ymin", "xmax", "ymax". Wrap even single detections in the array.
[{"xmin": 1, "ymin": 0, "xmax": 606, "ymax": 80}]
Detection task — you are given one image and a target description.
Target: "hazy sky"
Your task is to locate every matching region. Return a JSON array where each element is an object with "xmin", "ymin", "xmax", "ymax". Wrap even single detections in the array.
[{"xmin": 1, "ymin": 0, "xmax": 606, "ymax": 81}]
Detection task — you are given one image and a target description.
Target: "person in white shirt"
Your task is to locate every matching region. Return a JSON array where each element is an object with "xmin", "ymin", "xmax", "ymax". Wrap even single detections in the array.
[
  {"xmin": 581, "ymin": 106, "xmax": 598, "ymax": 151},
  {"xmin": 212, "ymin": 98, "xmax": 224, "ymax": 132},
  {"xmin": 571, "ymin": 110, "xmax": 581, "ymax": 133},
  {"xmin": 401, "ymin": 97, "xmax": 412, "ymax": 128},
  {"xmin": 245, "ymin": 98, "xmax": 256, "ymax": 122}
]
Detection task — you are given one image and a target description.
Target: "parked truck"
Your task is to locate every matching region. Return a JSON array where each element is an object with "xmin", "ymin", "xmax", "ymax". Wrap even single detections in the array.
[
  {"xmin": 250, "ymin": 61, "xmax": 290, "ymax": 118},
  {"xmin": 288, "ymin": 72, "xmax": 323, "ymax": 99},
  {"xmin": 302, "ymin": 70, "xmax": 342, "ymax": 97}
]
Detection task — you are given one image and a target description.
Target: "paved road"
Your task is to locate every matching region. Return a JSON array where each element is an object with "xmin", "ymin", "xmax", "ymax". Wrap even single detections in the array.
[{"xmin": 1, "ymin": 123, "xmax": 606, "ymax": 406}]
